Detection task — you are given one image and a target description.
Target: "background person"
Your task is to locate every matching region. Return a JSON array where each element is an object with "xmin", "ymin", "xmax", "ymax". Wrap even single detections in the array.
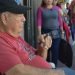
[{"xmin": 68, "ymin": 0, "xmax": 75, "ymax": 44}]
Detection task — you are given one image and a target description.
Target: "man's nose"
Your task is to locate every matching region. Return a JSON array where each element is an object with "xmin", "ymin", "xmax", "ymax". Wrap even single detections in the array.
[
  {"xmin": 24, "ymin": 16, "xmax": 26, "ymax": 22},
  {"xmin": 22, "ymin": 14, "xmax": 26, "ymax": 22}
]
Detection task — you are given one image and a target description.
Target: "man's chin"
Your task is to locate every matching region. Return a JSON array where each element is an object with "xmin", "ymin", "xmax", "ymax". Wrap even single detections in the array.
[{"xmin": 18, "ymin": 30, "xmax": 23, "ymax": 33}]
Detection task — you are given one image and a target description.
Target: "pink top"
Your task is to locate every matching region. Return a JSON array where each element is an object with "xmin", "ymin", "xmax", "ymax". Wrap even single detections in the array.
[
  {"xmin": 0, "ymin": 32, "xmax": 52, "ymax": 73},
  {"xmin": 37, "ymin": 7, "xmax": 42, "ymax": 27}
]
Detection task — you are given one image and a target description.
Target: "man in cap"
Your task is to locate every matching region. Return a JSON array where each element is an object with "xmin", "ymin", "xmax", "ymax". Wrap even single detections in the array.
[{"xmin": 0, "ymin": 0, "xmax": 75, "ymax": 75}]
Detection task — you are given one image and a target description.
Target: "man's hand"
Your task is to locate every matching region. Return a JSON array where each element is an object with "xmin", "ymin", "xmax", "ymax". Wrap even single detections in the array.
[
  {"xmin": 44, "ymin": 34, "xmax": 52, "ymax": 49},
  {"xmin": 37, "ymin": 34, "xmax": 52, "ymax": 59},
  {"xmin": 39, "ymin": 34, "xmax": 52, "ymax": 50}
]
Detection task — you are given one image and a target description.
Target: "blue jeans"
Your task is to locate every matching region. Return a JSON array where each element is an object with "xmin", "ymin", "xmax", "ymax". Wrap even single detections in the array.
[
  {"xmin": 70, "ymin": 25, "xmax": 75, "ymax": 41},
  {"xmin": 62, "ymin": 68, "xmax": 75, "ymax": 75},
  {"xmin": 42, "ymin": 29, "xmax": 61, "ymax": 66},
  {"xmin": 51, "ymin": 38, "xmax": 61, "ymax": 66}
]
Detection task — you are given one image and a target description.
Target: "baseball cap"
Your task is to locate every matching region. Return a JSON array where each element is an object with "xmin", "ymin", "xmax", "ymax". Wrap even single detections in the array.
[{"xmin": 0, "ymin": 0, "xmax": 31, "ymax": 14}]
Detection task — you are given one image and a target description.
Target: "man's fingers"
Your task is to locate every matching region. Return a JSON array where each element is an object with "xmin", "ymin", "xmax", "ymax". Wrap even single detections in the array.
[{"xmin": 45, "ymin": 36, "xmax": 52, "ymax": 48}]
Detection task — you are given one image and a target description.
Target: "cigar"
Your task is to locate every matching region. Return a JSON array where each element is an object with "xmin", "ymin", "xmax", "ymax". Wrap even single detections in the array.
[
  {"xmin": 44, "ymin": 34, "xmax": 49, "ymax": 39},
  {"xmin": 39, "ymin": 34, "xmax": 49, "ymax": 45}
]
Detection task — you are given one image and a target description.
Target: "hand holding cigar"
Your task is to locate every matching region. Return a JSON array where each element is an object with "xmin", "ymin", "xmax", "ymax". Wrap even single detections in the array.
[{"xmin": 38, "ymin": 34, "xmax": 52, "ymax": 50}]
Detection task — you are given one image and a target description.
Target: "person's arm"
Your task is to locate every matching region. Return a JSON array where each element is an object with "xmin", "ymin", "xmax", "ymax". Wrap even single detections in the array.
[
  {"xmin": 21, "ymin": 35, "xmax": 49, "ymax": 60},
  {"xmin": 37, "ymin": 7, "xmax": 49, "ymax": 59},
  {"xmin": 36, "ymin": 45, "xmax": 48, "ymax": 60},
  {"xmin": 37, "ymin": 35, "xmax": 52, "ymax": 60},
  {"xmin": 37, "ymin": 7, "xmax": 43, "ymax": 43},
  {"xmin": 6, "ymin": 64, "xmax": 65, "ymax": 75},
  {"xmin": 58, "ymin": 8, "xmax": 64, "ymax": 32}
]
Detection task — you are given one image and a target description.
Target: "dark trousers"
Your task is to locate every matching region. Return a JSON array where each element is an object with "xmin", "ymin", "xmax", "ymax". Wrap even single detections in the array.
[
  {"xmin": 71, "ymin": 31, "xmax": 74, "ymax": 41},
  {"xmin": 47, "ymin": 38, "xmax": 61, "ymax": 67}
]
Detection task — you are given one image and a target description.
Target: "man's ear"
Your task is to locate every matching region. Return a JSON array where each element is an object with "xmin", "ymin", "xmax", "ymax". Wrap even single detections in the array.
[{"xmin": 1, "ymin": 12, "xmax": 8, "ymax": 25}]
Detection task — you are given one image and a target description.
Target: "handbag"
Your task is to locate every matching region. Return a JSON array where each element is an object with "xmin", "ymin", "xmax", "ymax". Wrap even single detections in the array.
[{"xmin": 59, "ymin": 39, "xmax": 73, "ymax": 67}]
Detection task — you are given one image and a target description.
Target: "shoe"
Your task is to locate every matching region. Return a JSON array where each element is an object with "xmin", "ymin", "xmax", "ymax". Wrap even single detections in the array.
[{"xmin": 49, "ymin": 62, "xmax": 56, "ymax": 69}]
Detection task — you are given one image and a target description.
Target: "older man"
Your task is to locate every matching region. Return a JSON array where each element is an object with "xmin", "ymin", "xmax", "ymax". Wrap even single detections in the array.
[{"xmin": 0, "ymin": 0, "xmax": 75, "ymax": 75}]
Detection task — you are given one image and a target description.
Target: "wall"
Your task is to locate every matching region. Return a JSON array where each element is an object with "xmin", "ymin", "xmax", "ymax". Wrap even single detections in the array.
[
  {"xmin": 32, "ymin": 0, "xmax": 42, "ymax": 47},
  {"xmin": 23, "ymin": 0, "xmax": 42, "ymax": 47}
]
